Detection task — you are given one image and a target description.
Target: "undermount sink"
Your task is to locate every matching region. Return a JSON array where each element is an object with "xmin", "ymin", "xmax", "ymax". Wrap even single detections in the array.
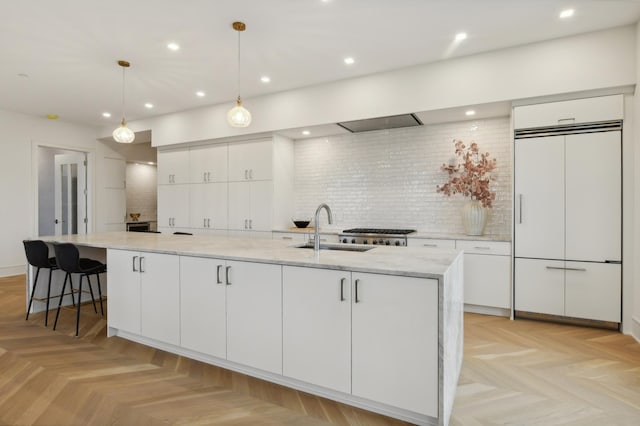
[{"xmin": 293, "ymin": 242, "xmax": 373, "ymax": 252}]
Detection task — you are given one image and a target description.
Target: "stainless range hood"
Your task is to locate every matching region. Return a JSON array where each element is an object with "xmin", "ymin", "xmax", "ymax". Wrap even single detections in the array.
[{"xmin": 337, "ymin": 113, "xmax": 423, "ymax": 133}]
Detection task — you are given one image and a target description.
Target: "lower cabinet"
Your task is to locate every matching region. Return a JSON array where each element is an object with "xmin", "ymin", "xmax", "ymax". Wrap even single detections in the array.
[
  {"xmin": 107, "ymin": 249, "xmax": 180, "ymax": 345},
  {"xmin": 180, "ymin": 256, "xmax": 227, "ymax": 358},
  {"xmin": 351, "ymin": 272, "xmax": 439, "ymax": 417},
  {"xmin": 282, "ymin": 267, "xmax": 352, "ymax": 393},
  {"xmin": 226, "ymin": 260, "xmax": 282, "ymax": 374},
  {"xmin": 515, "ymin": 258, "xmax": 621, "ymax": 322}
]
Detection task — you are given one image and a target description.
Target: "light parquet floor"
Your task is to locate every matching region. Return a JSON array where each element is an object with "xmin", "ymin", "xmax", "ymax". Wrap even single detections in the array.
[{"xmin": 2, "ymin": 274, "xmax": 640, "ymax": 425}]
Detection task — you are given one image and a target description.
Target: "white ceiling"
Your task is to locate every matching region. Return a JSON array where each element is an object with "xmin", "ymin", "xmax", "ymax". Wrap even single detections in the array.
[{"xmin": 2, "ymin": 0, "xmax": 640, "ymax": 129}]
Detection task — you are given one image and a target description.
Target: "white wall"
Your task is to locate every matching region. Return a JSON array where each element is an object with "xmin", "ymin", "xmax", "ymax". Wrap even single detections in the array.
[
  {"xmin": 294, "ymin": 117, "xmax": 511, "ymax": 234},
  {"xmin": 0, "ymin": 109, "xmax": 98, "ymax": 277},
  {"xmin": 125, "ymin": 163, "xmax": 157, "ymax": 223},
  {"xmin": 633, "ymin": 23, "xmax": 640, "ymax": 342},
  {"xmin": 103, "ymin": 25, "xmax": 636, "ymax": 147}
]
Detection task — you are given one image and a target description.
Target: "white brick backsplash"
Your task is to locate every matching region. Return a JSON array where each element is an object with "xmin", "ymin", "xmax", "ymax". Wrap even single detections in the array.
[
  {"xmin": 126, "ymin": 163, "xmax": 158, "ymax": 221},
  {"xmin": 294, "ymin": 117, "xmax": 512, "ymax": 235}
]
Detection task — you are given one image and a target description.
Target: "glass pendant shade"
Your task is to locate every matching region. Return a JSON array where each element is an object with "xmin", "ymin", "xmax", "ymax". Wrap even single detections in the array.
[
  {"xmin": 227, "ymin": 96, "xmax": 252, "ymax": 127},
  {"xmin": 113, "ymin": 118, "xmax": 135, "ymax": 143}
]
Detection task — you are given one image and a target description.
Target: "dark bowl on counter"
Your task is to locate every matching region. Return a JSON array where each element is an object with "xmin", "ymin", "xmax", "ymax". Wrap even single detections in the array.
[{"xmin": 293, "ymin": 219, "xmax": 311, "ymax": 229}]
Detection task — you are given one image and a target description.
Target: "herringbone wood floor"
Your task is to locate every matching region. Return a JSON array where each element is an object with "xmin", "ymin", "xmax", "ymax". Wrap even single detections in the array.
[{"xmin": 2, "ymin": 274, "xmax": 640, "ymax": 425}]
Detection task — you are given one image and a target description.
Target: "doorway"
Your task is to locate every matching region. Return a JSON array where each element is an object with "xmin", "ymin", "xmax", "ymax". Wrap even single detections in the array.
[{"xmin": 38, "ymin": 147, "xmax": 89, "ymax": 236}]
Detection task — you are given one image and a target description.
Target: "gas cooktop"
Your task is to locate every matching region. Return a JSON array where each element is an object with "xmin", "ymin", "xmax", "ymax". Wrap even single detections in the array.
[{"xmin": 341, "ymin": 228, "xmax": 416, "ymax": 235}]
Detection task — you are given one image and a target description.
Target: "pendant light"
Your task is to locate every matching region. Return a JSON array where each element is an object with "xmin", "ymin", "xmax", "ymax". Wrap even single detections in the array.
[
  {"xmin": 227, "ymin": 21, "xmax": 252, "ymax": 127},
  {"xmin": 112, "ymin": 60, "xmax": 135, "ymax": 143}
]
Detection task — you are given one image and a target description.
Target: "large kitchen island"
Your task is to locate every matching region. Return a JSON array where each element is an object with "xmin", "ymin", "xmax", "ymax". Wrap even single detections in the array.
[{"xmin": 38, "ymin": 231, "xmax": 464, "ymax": 426}]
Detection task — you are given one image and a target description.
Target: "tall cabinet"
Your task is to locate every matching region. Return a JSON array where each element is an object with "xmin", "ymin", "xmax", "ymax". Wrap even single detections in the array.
[{"xmin": 513, "ymin": 95, "xmax": 622, "ymax": 324}]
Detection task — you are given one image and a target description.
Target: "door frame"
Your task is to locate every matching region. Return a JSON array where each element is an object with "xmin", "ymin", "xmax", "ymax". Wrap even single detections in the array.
[{"xmin": 31, "ymin": 141, "xmax": 95, "ymax": 237}]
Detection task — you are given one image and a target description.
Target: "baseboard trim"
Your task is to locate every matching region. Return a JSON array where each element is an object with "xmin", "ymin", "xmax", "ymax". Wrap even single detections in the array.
[
  {"xmin": 0, "ymin": 265, "xmax": 26, "ymax": 278},
  {"xmin": 464, "ymin": 304, "xmax": 510, "ymax": 317},
  {"xmin": 631, "ymin": 316, "xmax": 640, "ymax": 344},
  {"xmin": 515, "ymin": 310, "xmax": 619, "ymax": 331}
]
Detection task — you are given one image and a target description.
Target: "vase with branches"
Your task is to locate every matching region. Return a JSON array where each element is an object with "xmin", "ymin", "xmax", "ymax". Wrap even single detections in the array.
[{"xmin": 437, "ymin": 139, "xmax": 497, "ymax": 234}]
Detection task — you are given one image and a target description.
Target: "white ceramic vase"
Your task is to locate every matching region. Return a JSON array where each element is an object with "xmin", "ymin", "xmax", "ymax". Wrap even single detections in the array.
[{"xmin": 461, "ymin": 200, "xmax": 487, "ymax": 236}]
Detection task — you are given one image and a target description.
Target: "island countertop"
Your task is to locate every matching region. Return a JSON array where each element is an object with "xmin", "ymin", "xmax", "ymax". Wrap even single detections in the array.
[{"xmin": 42, "ymin": 231, "xmax": 462, "ymax": 279}]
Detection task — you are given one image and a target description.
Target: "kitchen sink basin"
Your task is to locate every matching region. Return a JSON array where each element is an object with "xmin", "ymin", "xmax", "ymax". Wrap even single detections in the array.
[{"xmin": 293, "ymin": 242, "xmax": 373, "ymax": 252}]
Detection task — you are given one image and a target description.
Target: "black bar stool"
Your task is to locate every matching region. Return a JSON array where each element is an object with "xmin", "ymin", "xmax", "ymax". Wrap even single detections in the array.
[
  {"xmin": 52, "ymin": 243, "xmax": 107, "ymax": 336},
  {"xmin": 23, "ymin": 240, "xmax": 69, "ymax": 326}
]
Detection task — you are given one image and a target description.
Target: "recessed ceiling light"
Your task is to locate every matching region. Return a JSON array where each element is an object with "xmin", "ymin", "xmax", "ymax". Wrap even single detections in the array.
[
  {"xmin": 167, "ymin": 42, "xmax": 180, "ymax": 51},
  {"xmin": 465, "ymin": 110, "xmax": 476, "ymax": 116},
  {"xmin": 344, "ymin": 57, "xmax": 355, "ymax": 65},
  {"xmin": 148, "ymin": 162, "xmax": 155, "ymax": 165},
  {"xmin": 144, "ymin": 103, "xmax": 154, "ymax": 109},
  {"xmin": 455, "ymin": 32, "xmax": 468, "ymax": 42},
  {"xmin": 102, "ymin": 112, "xmax": 112, "ymax": 118},
  {"xmin": 46, "ymin": 114, "xmax": 59, "ymax": 120},
  {"xmin": 302, "ymin": 130, "xmax": 311, "ymax": 136},
  {"xmin": 559, "ymin": 9, "xmax": 574, "ymax": 19},
  {"xmin": 196, "ymin": 91, "xmax": 206, "ymax": 97},
  {"xmin": 260, "ymin": 76, "xmax": 271, "ymax": 83}
]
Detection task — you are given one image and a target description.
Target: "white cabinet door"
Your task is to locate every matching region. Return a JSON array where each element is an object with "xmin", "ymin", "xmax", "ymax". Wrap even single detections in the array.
[
  {"xmin": 228, "ymin": 139, "xmax": 273, "ymax": 181},
  {"xmin": 565, "ymin": 262, "xmax": 621, "ymax": 323},
  {"xmin": 565, "ymin": 131, "xmax": 621, "ymax": 262},
  {"xmin": 140, "ymin": 253, "xmax": 180, "ymax": 346},
  {"xmin": 514, "ymin": 136, "xmax": 565, "ymax": 259},
  {"xmin": 352, "ymin": 273, "xmax": 438, "ymax": 417},
  {"xmin": 180, "ymin": 256, "xmax": 227, "ymax": 358},
  {"xmin": 107, "ymin": 249, "xmax": 141, "ymax": 334},
  {"xmin": 189, "ymin": 183, "xmax": 228, "ymax": 230},
  {"xmin": 464, "ymin": 254, "xmax": 511, "ymax": 309},
  {"xmin": 282, "ymin": 267, "xmax": 351, "ymax": 393},
  {"xmin": 249, "ymin": 180, "xmax": 273, "ymax": 231},
  {"xmin": 157, "ymin": 149, "xmax": 189, "ymax": 184},
  {"xmin": 513, "ymin": 95, "xmax": 623, "ymax": 129},
  {"xmin": 228, "ymin": 182, "xmax": 251, "ymax": 230},
  {"xmin": 226, "ymin": 260, "xmax": 282, "ymax": 374},
  {"xmin": 407, "ymin": 238, "xmax": 456, "ymax": 249},
  {"xmin": 514, "ymin": 258, "xmax": 565, "ymax": 316},
  {"xmin": 272, "ymin": 231, "xmax": 307, "ymax": 242},
  {"xmin": 158, "ymin": 184, "xmax": 190, "ymax": 228},
  {"xmin": 189, "ymin": 144, "xmax": 228, "ymax": 183}
]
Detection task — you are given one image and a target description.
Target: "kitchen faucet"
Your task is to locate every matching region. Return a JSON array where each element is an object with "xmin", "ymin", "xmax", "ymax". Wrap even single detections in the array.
[{"xmin": 314, "ymin": 203, "xmax": 333, "ymax": 252}]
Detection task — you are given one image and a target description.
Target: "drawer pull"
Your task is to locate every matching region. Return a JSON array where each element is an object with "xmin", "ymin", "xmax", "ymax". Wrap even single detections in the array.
[
  {"xmin": 423, "ymin": 243, "xmax": 437, "ymax": 247},
  {"xmin": 340, "ymin": 278, "xmax": 346, "ymax": 302},
  {"xmin": 546, "ymin": 266, "xmax": 587, "ymax": 272},
  {"xmin": 132, "ymin": 256, "xmax": 138, "ymax": 272},
  {"xmin": 225, "ymin": 266, "xmax": 232, "ymax": 285},
  {"xmin": 216, "ymin": 265, "xmax": 222, "ymax": 284},
  {"xmin": 473, "ymin": 246, "xmax": 491, "ymax": 250},
  {"xmin": 281, "ymin": 236, "xmax": 293, "ymax": 240},
  {"xmin": 354, "ymin": 279, "xmax": 360, "ymax": 303}
]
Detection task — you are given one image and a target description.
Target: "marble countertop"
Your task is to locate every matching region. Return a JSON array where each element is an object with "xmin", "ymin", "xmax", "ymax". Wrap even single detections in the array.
[{"xmin": 42, "ymin": 232, "xmax": 462, "ymax": 280}]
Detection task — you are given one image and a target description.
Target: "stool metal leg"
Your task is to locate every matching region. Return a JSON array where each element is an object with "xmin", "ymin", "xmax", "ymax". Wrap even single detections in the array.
[
  {"xmin": 96, "ymin": 273, "xmax": 104, "ymax": 316},
  {"xmin": 25, "ymin": 267, "xmax": 41, "ymax": 320},
  {"xmin": 76, "ymin": 275, "xmax": 83, "ymax": 336},
  {"xmin": 45, "ymin": 268, "xmax": 54, "ymax": 326},
  {"xmin": 53, "ymin": 273, "xmax": 69, "ymax": 330},
  {"xmin": 85, "ymin": 274, "xmax": 98, "ymax": 314}
]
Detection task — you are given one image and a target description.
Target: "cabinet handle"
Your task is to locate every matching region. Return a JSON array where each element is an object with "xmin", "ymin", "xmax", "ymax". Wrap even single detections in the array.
[
  {"xmin": 340, "ymin": 278, "xmax": 346, "ymax": 302},
  {"xmin": 132, "ymin": 256, "xmax": 138, "ymax": 272},
  {"xmin": 139, "ymin": 257, "xmax": 145, "ymax": 273},
  {"xmin": 226, "ymin": 266, "xmax": 232, "ymax": 285},
  {"xmin": 207, "ymin": 172, "xmax": 211, "ymax": 182},
  {"xmin": 203, "ymin": 172, "xmax": 207, "ymax": 182},
  {"xmin": 354, "ymin": 279, "xmax": 360, "ymax": 303},
  {"xmin": 245, "ymin": 169, "xmax": 248, "ymax": 180},
  {"xmin": 207, "ymin": 218, "xmax": 211, "ymax": 228},
  {"xmin": 423, "ymin": 243, "xmax": 437, "ymax": 247},
  {"xmin": 605, "ymin": 260, "xmax": 621, "ymax": 264},
  {"xmin": 473, "ymin": 246, "xmax": 491, "ymax": 250},
  {"xmin": 244, "ymin": 219, "xmax": 248, "ymax": 229},
  {"xmin": 557, "ymin": 118, "xmax": 575, "ymax": 124},
  {"xmin": 203, "ymin": 218, "xmax": 207, "ymax": 227},
  {"xmin": 281, "ymin": 236, "xmax": 293, "ymax": 240},
  {"xmin": 249, "ymin": 219, "xmax": 252, "ymax": 229},
  {"xmin": 216, "ymin": 265, "xmax": 222, "ymax": 284},
  {"xmin": 518, "ymin": 194, "xmax": 523, "ymax": 224},
  {"xmin": 545, "ymin": 266, "xmax": 586, "ymax": 272},
  {"xmin": 249, "ymin": 169, "xmax": 253, "ymax": 180}
]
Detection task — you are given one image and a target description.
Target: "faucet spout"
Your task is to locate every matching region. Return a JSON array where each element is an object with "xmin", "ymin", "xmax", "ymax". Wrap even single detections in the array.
[{"xmin": 314, "ymin": 203, "xmax": 333, "ymax": 252}]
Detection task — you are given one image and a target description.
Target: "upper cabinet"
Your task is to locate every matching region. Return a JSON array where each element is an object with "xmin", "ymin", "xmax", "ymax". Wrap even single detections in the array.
[
  {"xmin": 513, "ymin": 94, "xmax": 623, "ymax": 129},
  {"xmin": 157, "ymin": 149, "xmax": 189, "ymax": 184},
  {"xmin": 228, "ymin": 139, "xmax": 273, "ymax": 182},
  {"xmin": 189, "ymin": 144, "xmax": 228, "ymax": 183}
]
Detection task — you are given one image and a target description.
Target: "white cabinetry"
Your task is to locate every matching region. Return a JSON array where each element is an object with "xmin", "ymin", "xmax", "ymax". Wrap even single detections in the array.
[
  {"xmin": 107, "ymin": 249, "xmax": 180, "ymax": 345},
  {"xmin": 282, "ymin": 267, "xmax": 351, "ymax": 393},
  {"xmin": 513, "ymin": 95, "xmax": 623, "ymax": 129},
  {"xmin": 407, "ymin": 238, "xmax": 456, "ymax": 249},
  {"xmin": 180, "ymin": 256, "xmax": 227, "ymax": 358},
  {"xmin": 351, "ymin": 272, "xmax": 438, "ymax": 417},
  {"xmin": 228, "ymin": 181, "xmax": 273, "ymax": 232},
  {"xmin": 157, "ymin": 149, "xmax": 189, "ymax": 184},
  {"xmin": 189, "ymin": 182, "xmax": 228, "ymax": 230},
  {"xmin": 226, "ymin": 260, "xmax": 282, "ymax": 374},
  {"xmin": 228, "ymin": 139, "xmax": 273, "ymax": 182},
  {"xmin": 272, "ymin": 231, "xmax": 307, "ymax": 242},
  {"xmin": 157, "ymin": 184, "xmax": 189, "ymax": 229},
  {"xmin": 514, "ymin": 96, "xmax": 622, "ymax": 324},
  {"xmin": 189, "ymin": 144, "xmax": 228, "ymax": 183}
]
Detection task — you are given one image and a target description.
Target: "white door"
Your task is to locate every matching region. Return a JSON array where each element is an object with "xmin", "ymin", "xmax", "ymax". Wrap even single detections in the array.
[
  {"xmin": 565, "ymin": 262, "xmax": 621, "ymax": 322},
  {"xmin": 54, "ymin": 153, "xmax": 87, "ymax": 235},
  {"xmin": 226, "ymin": 260, "xmax": 282, "ymax": 374},
  {"xmin": 180, "ymin": 256, "xmax": 227, "ymax": 358},
  {"xmin": 464, "ymin": 253, "xmax": 511, "ymax": 309},
  {"xmin": 158, "ymin": 184, "xmax": 190, "ymax": 228},
  {"xmin": 249, "ymin": 180, "xmax": 273, "ymax": 231},
  {"xmin": 565, "ymin": 131, "xmax": 621, "ymax": 262},
  {"xmin": 140, "ymin": 252, "xmax": 180, "ymax": 345},
  {"xmin": 157, "ymin": 149, "xmax": 189, "ymax": 184},
  {"xmin": 189, "ymin": 144, "xmax": 228, "ymax": 183},
  {"xmin": 106, "ymin": 249, "xmax": 141, "ymax": 334},
  {"xmin": 514, "ymin": 136, "xmax": 565, "ymax": 259},
  {"xmin": 190, "ymin": 183, "xmax": 228, "ymax": 230},
  {"xmin": 228, "ymin": 182, "xmax": 251, "ymax": 230},
  {"xmin": 514, "ymin": 258, "xmax": 565, "ymax": 316},
  {"xmin": 351, "ymin": 272, "xmax": 439, "ymax": 417},
  {"xmin": 282, "ymin": 267, "xmax": 351, "ymax": 393},
  {"xmin": 228, "ymin": 139, "xmax": 273, "ymax": 181}
]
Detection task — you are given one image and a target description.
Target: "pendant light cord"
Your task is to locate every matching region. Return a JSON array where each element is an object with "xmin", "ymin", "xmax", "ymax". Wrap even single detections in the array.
[
  {"xmin": 237, "ymin": 29, "xmax": 241, "ymax": 102},
  {"xmin": 121, "ymin": 66, "xmax": 126, "ymax": 123}
]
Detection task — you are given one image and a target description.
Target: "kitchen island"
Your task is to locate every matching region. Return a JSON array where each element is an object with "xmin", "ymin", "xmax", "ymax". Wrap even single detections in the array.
[{"xmin": 38, "ymin": 231, "xmax": 464, "ymax": 426}]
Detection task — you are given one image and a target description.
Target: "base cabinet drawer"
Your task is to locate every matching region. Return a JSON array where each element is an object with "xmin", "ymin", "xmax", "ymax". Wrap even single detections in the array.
[{"xmin": 464, "ymin": 254, "xmax": 511, "ymax": 309}]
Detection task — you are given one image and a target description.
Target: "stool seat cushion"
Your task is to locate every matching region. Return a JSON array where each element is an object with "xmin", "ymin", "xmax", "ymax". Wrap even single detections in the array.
[{"xmin": 79, "ymin": 258, "xmax": 107, "ymax": 274}]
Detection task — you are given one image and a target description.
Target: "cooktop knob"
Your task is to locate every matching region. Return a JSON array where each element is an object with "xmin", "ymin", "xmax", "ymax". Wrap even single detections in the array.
[
  {"xmin": 385, "ymin": 241, "xmax": 391, "ymax": 245},
  {"xmin": 363, "ymin": 240, "xmax": 368, "ymax": 244},
  {"xmin": 373, "ymin": 240, "xmax": 378, "ymax": 245},
  {"xmin": 395, "ymin": 241, "xmax": 400, "ymax": 246},
  {"xmin": 342, "ymin": 238, "xmax": 348, "ymax": 243},
  {"xmin": 351, "ymin": 239, "xmax": 356, "ymax": 244},
  {"xmin": 379, "ymin": 239, "xmax": 384, "ymax": 244}
]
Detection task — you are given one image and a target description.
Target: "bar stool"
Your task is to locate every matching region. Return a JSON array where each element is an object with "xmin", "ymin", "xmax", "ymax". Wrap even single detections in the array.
[
  {"xmin": 52, "ymin": 243, "xmax": 107, "ymax": 336},
  {"xmin": 23, "ymin": 240, "xmax": 69, "ymax": 326}
]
